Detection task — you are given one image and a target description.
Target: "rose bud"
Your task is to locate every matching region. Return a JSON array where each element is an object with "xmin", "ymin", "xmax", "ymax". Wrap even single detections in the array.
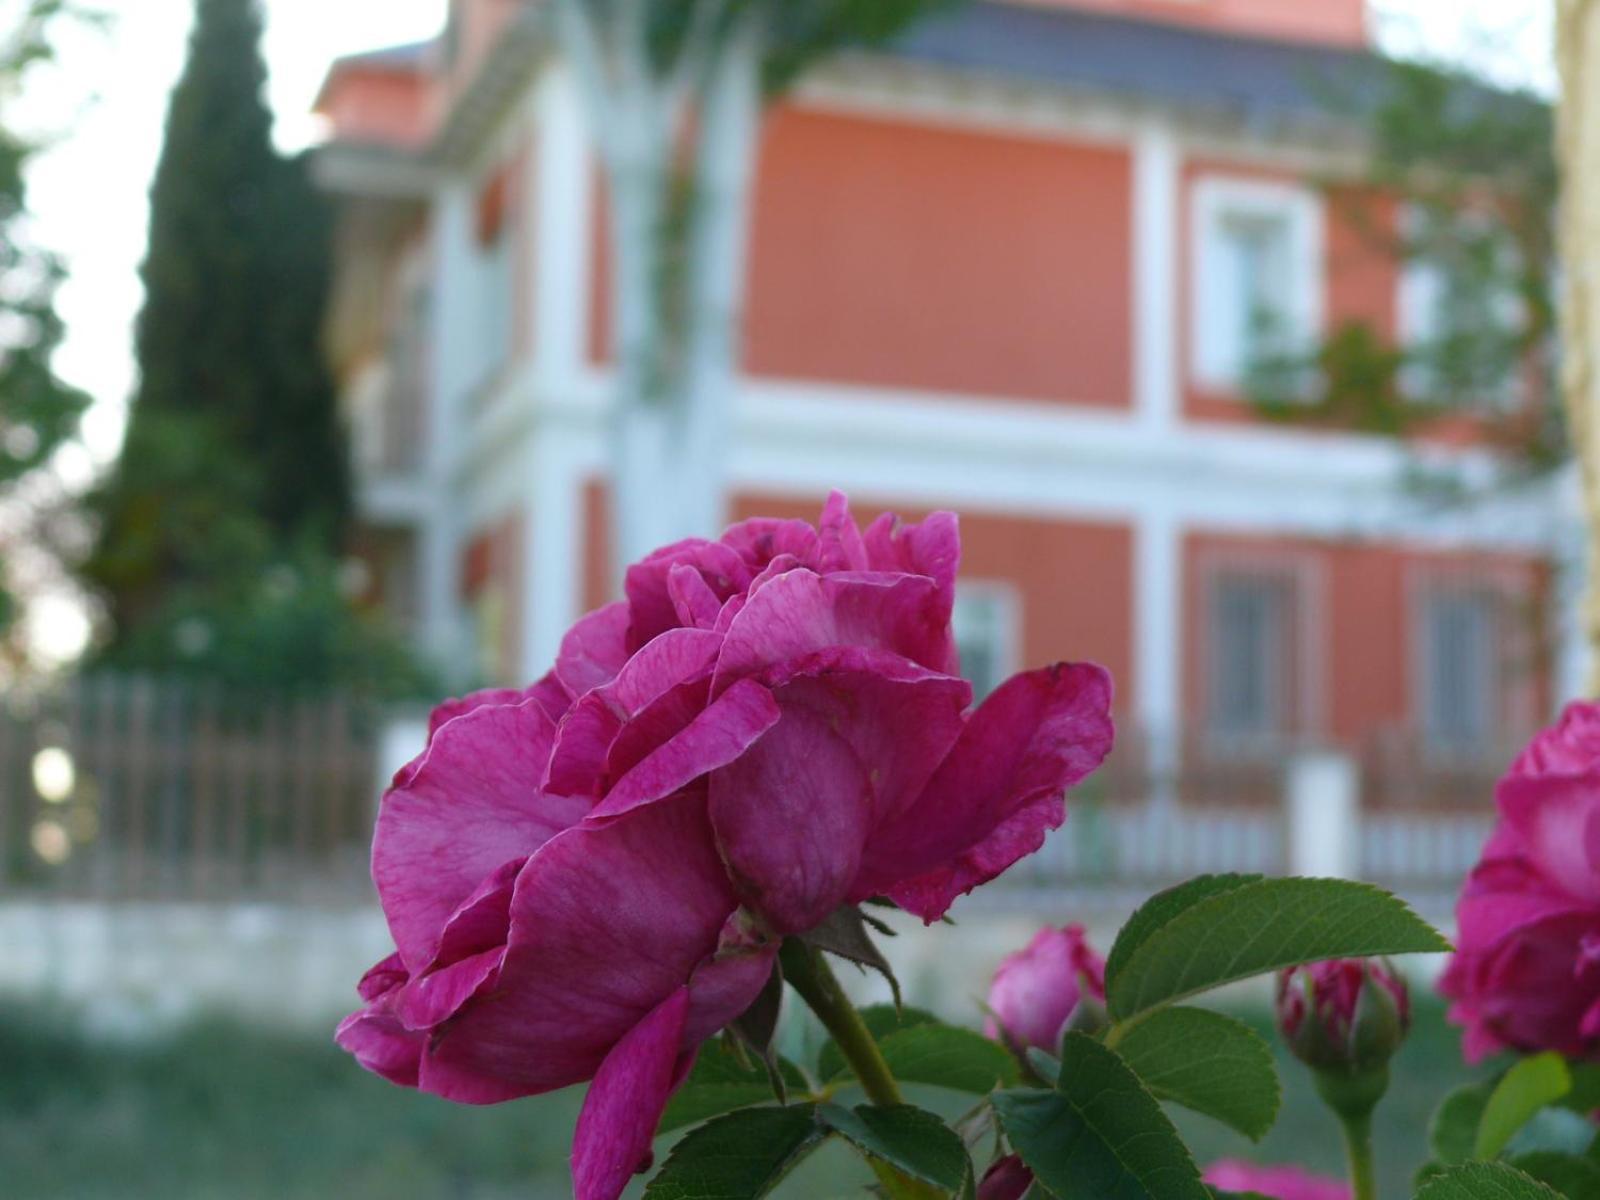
[
  {"xmin": 1277, "ymin": 958, "xmax": 1411, "ymax": 1076},
  {"xmin": 977, "ymin": 1154, "xmax": 1035, "ymax": 1200},
  {"xmin": 1440, "ymin": 702, "xmax": 1600, "ymax": 1062},
  {"xmin": 338, "ymin": 493, "xmax": 1115, "ymax": 1200},
  {"xmin": 1204, "ymin": 1160, "xmax": 1351, "ymax": 1200},
  {"xmin": 985, "ymin": 924, "xmax": 1107, "ymax": 1056}
]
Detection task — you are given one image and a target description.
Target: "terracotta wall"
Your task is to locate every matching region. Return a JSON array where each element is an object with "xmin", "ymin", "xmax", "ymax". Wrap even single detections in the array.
[
  {"xmin": 589, "ymin": 108, "xmax": 1134, "ymax": 408},
  {"xmin": 1183, "ymin": 530, "xmax": 1551, "ymax": 746}
]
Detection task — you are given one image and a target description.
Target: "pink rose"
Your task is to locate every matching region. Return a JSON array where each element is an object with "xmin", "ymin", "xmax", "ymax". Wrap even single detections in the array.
[
  {"xmin": 984, "ymin": 924, "xmax": 1106, "ymax": 1054},
  {"xmin": 338, "ymin": 493, "xmax": 1114, "ymax": 1200},
  {"xmin": 1204, "ymin": 1160, "xmax": 1351, "ymax": 1200},
  {"xmin": 1440, "ymin": 701, "xmax": 1600, "ymax": 1062},
  {"xmin": 1276, "ymin": 959, "xmax": 1410, "ymax": 1074}
]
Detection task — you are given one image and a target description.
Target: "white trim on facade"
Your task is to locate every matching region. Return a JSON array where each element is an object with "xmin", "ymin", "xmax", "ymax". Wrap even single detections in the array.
[
  {"xmin": 1133, "ymin": 121, "xmax": 1180, "ymax": 432},
  {"xmin": 531, "ymin": 65, "xmax": 593, "ymax": 390},
  {"xmin": 419, "ymin": 180, "xmax": 478, "ymax": 665},
  {"xmin": 1189, "ymin": 173, "xmax": 1325, "ymax": 394}
]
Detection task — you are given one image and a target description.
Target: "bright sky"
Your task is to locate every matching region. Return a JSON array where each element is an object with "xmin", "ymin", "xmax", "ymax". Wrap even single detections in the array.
[{"xmin": 10, "ymin": 0, "xmax": 1557, "ymax": 473}]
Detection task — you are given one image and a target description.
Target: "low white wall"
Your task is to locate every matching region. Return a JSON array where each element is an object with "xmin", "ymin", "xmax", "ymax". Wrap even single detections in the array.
[{"xmin": 0, "ymin": 902, "xmax": 394, "ymax": 1036}]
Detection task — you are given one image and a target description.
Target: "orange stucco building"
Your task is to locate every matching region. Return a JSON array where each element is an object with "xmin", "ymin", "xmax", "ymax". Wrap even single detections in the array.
[{"xmin": 314, "ymin": 0, "xmax": 1578, "ymax": 805}]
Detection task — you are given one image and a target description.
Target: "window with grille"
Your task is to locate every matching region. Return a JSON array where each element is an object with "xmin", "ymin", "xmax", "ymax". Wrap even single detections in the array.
[
  {"xmin": 1206, "ymin": 570, "xmax": 1294, "ymax": 742},
  {"xmin": 1418, "ymin": 587, "xmax": 1499, "ymax": 754}
]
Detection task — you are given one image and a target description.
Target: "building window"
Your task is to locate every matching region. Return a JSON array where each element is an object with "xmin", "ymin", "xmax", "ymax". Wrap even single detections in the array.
[
  {"xmin": 953, "ymin": 583, "xmax": 1019, "ymax": 701},
  {"xmin": 1206, "ymin": 569, "xmax": 1295, "ymax": 743},
  {"xmin": 1417, "ymin": 586, "xmax": 1500, "ymax": 755},
  {"xmin": 1398, "ymin": 208, "xmax": 1523, "ymax": 410},
  {"xmin": 1192, "ymin": 177, "xmax": 1323, "ymax": 391}
]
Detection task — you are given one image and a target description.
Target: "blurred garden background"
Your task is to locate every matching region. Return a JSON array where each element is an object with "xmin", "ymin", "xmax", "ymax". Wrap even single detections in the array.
[{"xmin": 0, "ymin": 0, "xmax": 1591, "ymax": 1195}]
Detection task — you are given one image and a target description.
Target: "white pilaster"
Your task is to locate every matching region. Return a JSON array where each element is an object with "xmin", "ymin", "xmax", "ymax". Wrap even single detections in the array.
[
  {"xmin": 532, "ymin": 65, "xmax": 593, "ymax": 391},
  {"xmin": 521, "ymin": 427, "xmax": 588, "ymax": 679},
  {"xmin": 1132, "ymin": 121, "xmax": 1179, "ymax": 432},
  {"xmin": 419, "ymin": 181, "xmax": 477, "ymax": 667},
  {"xmin": 1135, "ymin": 507, "xmax": 1181, "ymax": 783}
]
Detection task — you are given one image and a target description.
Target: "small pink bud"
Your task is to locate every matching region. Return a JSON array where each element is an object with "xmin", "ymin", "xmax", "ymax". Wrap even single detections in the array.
[
  {"xmin": 984, "ymin": 925, "xmax": 1106, "ymax": 1055},
  {"xmin": 1277, "ymin": 958, "xmax": 1410, "ymax": 1076}
]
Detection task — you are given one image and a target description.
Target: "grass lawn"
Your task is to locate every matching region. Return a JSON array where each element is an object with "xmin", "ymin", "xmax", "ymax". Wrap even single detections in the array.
[{"xmin": 1, "ymin": 996, "xmax": 1486, "ymax": 1199}]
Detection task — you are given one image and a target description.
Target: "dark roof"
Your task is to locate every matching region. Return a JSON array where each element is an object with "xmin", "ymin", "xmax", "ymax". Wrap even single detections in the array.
[{"xmin": 885, "ymin": 2, "xmax": 1388, "ymax": 132}]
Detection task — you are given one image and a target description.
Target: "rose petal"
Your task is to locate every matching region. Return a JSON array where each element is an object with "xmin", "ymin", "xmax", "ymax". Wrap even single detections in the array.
[
  {"xmin": 394, "ymin": 946, "xmax": 506, "ymax": 1031},
  {"xmin": 373, "ymin": 699, "xmax": 589, "ymax": 971},
  {"xmin": 556, "ymin": 602, "xmax": 632, "ymax": 698},
  {"xmin": 713, "ymin": 568, "xmax": 955, "ymax": 691},
  {"xmin": 588, "ymin": 679, "xmax": 782, "ymax": 822},
  {"xmin": 708, "ymin": 652, "xmax": 969, "ymax": 934},
  {"xmin": 419, "ymin": 798, "xmax": 756, "ymax": 1097},
  {"xmin": 864, "ymin": 663, "xmax": 1114, "ymax": 921},
  {"xmin": 816, "ymin": 490, "xmax": 869, "ymax": 573},
  {"xmin": 626, "ymin": 539, "xmax": 750, "ymax": 648},
  {"xmin": 545, "ymin": 629, "xmax": 724, "ymax": 798},
  {"xmin": 572, "ymin": 987, "xmax": 694, "ymax": 1200},
  {"xmin": 864, "ymin": 510, "xmax": 960, "ymax": 610},
  {"xmin": 335, "ymin": 1004, "xmax": 423, "ymax": 1089},
  {"xmin": 720, "ymin": 517, "xmax": 820, "ymax": 570},
  {"xmin": 668, "ymin": 563, "xmax": 725, "ymax": 629},
  {"xmin": 1497, "ymin": 774, "xmax": 1600, "ymax": 905}
]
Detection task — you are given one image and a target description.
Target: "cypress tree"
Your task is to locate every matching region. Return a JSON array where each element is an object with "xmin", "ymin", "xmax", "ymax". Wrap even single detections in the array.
[{"xmin": 87, "ymin": 0, "xmax": 348, "ymax": 637}]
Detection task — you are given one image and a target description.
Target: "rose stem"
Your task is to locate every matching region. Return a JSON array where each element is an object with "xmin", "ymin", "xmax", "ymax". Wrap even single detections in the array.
[
  {"xmin": 778, "ymin": 939, "xmax": 903, "ymax": 1107},
  {"xmin": 1337, "ymin": 1109, "xmax": 1377, "ymax": 1200}
]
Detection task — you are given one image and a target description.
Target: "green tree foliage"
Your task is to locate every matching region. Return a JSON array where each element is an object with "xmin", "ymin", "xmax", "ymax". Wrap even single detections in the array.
[
  {"xmin": 1249, "ymin": 57, "xmax": 1561, "ymax": 474},
  {"xmin": 82, "ymin": 0, "xmax": 427, "ymax": 699},
  {"xmin": 0, "ymin": 1, "xmax": 91, "ymax": 643}
]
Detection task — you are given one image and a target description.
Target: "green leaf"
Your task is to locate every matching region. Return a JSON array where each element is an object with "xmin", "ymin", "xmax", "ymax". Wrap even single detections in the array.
[
  {"xmin": 657, "ymin": 1040, "xmax": 810, "ymax": 1137},
  {"xmin": 1431, "ymin": 1084, "xmax": 1494, "ymax": 1165},
  {"xmin": 1104, "ymin": 875, "xmax": 1263, "ymax": 988},
  {"xmin": 1506, "ymin": 1152, "xmax": 1600, "ymax": 1199},
  {"xmin": 802, "ymin": 907, "xmax": 903, "ymax": 1010},
  {"xmin": 644, "ymin": 1104, "xmax": 826, "ymax": 1199},
  {"xmin": 1413, "ymin": 1162, "xmax": 1564, "ymax": 1199},
  {"xmin": 1477, "ymin": 1054, "xmax": 1573, "ymax": 1160},
  {"xmin": 1114, "ymin": 1006, "xmax": 1281, "ymax": 1141},
  {"xmin": 816, "ymin": 1005, "xmax": 938, "ymax": 1081},
  {"xmin": 991, "ymin": 1033, "xmax": 1209, "ymax": 1200},
  {"xmin": 825, "ymin": 1024, "xmax": 1018, "ymax": 1096},
  {"xmin": 1104, "ymin": 877, "xmax": 1450, "ymax": 1021},
  {"xmin": 819, "ymin": 1104, "xmax": 973, "ymax": 1196}
]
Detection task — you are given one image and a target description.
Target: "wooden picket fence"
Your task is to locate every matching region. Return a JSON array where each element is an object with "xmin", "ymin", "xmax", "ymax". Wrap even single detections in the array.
[
  {"xmin": 0, "ymin": 676, "xmax": 381, "ymax": 904},
  {"xmin": 0, "ymin": 675, "xmax": 1504, "ymax": 916}
]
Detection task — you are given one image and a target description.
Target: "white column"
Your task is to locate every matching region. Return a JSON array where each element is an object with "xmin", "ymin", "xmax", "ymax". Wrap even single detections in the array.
[
  {"xmin": 1286, "ymin": 751, "xmax": 1361, "ymax": 879},
  {"xmin": 419, "ymin": 181, "xmax": 476, "ymax": 666},
  {"xmin": 532, "ymin": 65, "xmax": 593, "ymax": 391},
  {"xmin": 1132, "ymin": 121, "xmax": 1179, "ymax": 433},
  {"xmin": 1136, "ymin": 508, "xmax": 1181, "ymax": 796},
  {"xmin": 1556, "ymin": 507, "xmax": 1593, "ymax": 705},
  {"xmin": 520, "ymin": 428, "xmax": 586, "ymax": 679}
]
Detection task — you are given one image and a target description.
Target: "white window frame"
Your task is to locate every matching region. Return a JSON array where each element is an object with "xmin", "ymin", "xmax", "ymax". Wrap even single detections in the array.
[
  {"xmin": 1190, "ymin": 175, "xmax": 1325, "ymax": 393},
  {"xmin": 1396, "ymin": 203, "xmax": 1525, "ymax": 412},
  {"xmin": 952, "ymin": 581, "xmax": 1021, "ymax": 702}
]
